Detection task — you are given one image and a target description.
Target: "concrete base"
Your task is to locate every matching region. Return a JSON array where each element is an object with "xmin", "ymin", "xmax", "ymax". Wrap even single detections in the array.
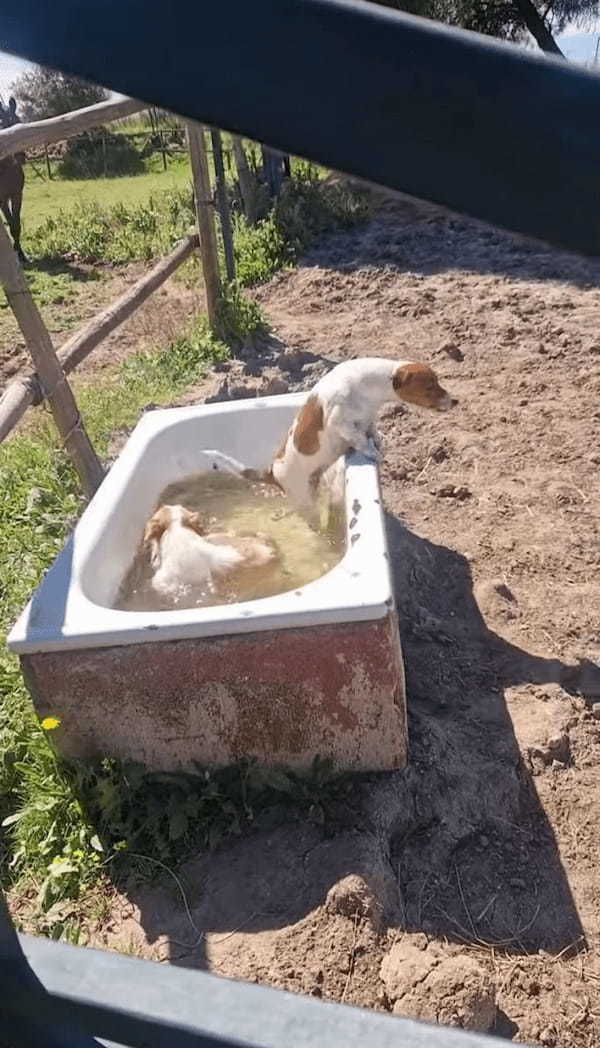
[{"xmin": 22, "ymin": 612, "xmax": 407, "ymax": 773}]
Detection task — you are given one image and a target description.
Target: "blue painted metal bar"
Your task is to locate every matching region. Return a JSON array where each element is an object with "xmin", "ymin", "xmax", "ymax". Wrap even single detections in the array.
[
  {"xmin": 1, "ymin": 920, "xmax": 502, "ymax": 1048},
  {"xmin": 1, "ymin": 0, "xmax": 600, "ymax": 256}
]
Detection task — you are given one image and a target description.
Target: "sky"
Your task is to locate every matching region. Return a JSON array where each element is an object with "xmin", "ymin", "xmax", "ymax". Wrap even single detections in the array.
[{"xmin": 0, "ymin": 22, "xmax": 599, "ymax": 97}]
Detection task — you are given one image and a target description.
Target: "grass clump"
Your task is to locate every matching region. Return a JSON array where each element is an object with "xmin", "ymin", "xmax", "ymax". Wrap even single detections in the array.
[
  {"xmin": 27, "ymin": 188, "xmax": 196, "ymax": 265},
  {"xmin": 0, "ymin": 322, "xmax": 229, "ymax": 898}
]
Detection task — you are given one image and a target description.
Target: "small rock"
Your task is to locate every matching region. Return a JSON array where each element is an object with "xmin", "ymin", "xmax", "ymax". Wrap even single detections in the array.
[
  {"xmin": 380, "ymin": 942, "xmax": 434, "ymax": 999},
  {"xmin": 547, "ymin": 733, "xmax": 569, "ymax": 760},
  {"xmin": 551, "ymin": 759, "xmax": 565, "ymax": 772},
  {"xmin": 229, "ymin": 381, "xmax": 258, "ymax": 400},
  {"xmin": 243, "ymin": 360, "xmax": 263, "ymax": 377},
  {"xmin": 277, "ymin": 348, "xmax": 313, "ymax": 372},
  {"xmin": 386, "ymin": 951, "xmax": 496, "ymax": 1033},
  {"xmin": 540, "ymin": 1026, "xmax": 557, "ymax": 1046},
  {"xmin": 326, "ymin": 874, "xmax": 384, "ymax": 930},
  {"xmin": 260, "ymin": 376, "xmax": 290, "ymax": 397},
  {"xmin": 430, "ymin": 444, "xmax": 449, "ymax": 463},
  {"xmin": 440, "ymin": 341, "xmax": 465, "ymax": 362},
  {"xmin": 493, "ymin": 582, "xmax": 516, "ymax": 603},
  {"xmin": 205, "ymin": 378, "xmax": 230, "ymax": 403},
  {"xmin": 591, "ymin": 702, "xmax": 600, "ymax": 720},
  {"xmin": 433, "ymin": 484, "xmax": 472, "ymax": 501},
  {"xmin": 509, "ymin": 877, "xmax": 526, "ymax": 890}
]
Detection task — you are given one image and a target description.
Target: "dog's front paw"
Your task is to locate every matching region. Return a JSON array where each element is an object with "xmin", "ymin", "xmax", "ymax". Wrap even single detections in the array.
[{"xmin": 365, "ymin": 438, "xmax": 382, "ymax": 462}]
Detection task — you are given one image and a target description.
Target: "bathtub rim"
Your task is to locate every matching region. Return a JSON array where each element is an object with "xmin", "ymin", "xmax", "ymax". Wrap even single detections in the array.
[{"xmin": 8, "ymin": 394, "xmax": 395, "ymax": 655}]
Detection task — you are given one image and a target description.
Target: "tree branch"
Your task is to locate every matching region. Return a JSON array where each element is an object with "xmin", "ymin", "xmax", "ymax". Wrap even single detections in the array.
[{"xmin": 512, "ymin": 0, "xmax": 564, "ymax": 55}]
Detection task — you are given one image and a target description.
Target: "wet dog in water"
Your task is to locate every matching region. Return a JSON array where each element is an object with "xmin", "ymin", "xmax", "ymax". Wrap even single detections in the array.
[{"xmin": 143, "ymin": 503, "xmax": 278, "ymax": 601}]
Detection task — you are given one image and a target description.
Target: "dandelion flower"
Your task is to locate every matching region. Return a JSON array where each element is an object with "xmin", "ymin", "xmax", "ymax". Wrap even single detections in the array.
[{"xmin": 41, "ymin": 716, "xmax": 61, "ymax": 731}]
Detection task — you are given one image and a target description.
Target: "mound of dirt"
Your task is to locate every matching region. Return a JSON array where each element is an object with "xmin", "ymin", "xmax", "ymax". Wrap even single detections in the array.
[{"xmin": 381, "ymin": 939, "xmax": 496, "ymax": 1031}]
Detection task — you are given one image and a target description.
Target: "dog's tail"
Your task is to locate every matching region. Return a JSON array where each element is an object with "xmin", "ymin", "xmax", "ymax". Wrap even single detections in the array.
[{"xmin": 201, "ymin": 450, "xmax": 280, "ymax": 488}]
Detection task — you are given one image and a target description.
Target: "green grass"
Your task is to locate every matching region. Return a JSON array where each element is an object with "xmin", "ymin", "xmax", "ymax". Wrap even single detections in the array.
[
  {"xmin": 0, "ymin": 321, "xmax": 231, "ymax": 919},
  {"xmin": 23, "ymin": 155, "xmax": 192, "ymax": 230}
]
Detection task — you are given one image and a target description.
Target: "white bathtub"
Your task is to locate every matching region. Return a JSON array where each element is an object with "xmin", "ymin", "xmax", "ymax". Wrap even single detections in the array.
[
  {"xmin": 11, "ymin": 394, "xmax": 406, "ymax": 773},
  {"xmin": 9, "ymin": 394, "xmax": 394, "ymax": 655}
]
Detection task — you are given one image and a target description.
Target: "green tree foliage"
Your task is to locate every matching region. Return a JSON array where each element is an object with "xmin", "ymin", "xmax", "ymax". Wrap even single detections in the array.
[
  {"xmin": 375, "ymin": 0, "xmax": 599, "ymax": 55},
  {"xmin": 11, "ymin": 68, "xmax": 107, "ymax": 121}
]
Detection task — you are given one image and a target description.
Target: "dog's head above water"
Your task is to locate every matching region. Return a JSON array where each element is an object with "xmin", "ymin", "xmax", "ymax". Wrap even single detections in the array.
[
  {"xmin": 143, "ymin": 504, "xmax": 207, "ymax": 545},
  {"xmin": 392, "ymin": 362, "xmax": 457, "ymax": 412},
  {"xmin": 143, "ymin": 504, "xmax": 208, "ymax": 567}
]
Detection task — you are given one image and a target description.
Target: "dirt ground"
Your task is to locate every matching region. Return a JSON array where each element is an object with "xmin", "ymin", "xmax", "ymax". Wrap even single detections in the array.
[{"xmin": 19, "ymin": 192, "xmax": 600, "ymax": 1043}]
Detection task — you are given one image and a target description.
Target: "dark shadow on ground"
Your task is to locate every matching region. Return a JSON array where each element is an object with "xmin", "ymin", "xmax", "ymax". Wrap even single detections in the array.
[
  {"xmin": 116, "ymin": 512, "xmax": 588, "ymax": 977},
  {"xmin": 26, "ymin": 257, "xmax": 101, "ymax": 282},
  {"xmin": 301, "ymin": 193, "xmax": 600, "ymax": 290}
]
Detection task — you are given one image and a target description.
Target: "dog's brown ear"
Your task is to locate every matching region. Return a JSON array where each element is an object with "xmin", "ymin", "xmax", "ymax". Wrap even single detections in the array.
[
  {"xmin": 181, "ymin": 508, "xmax": 207, "ymax": 536},
  {"xmin": 143, "ymin": 505, "xmax": 171, "ymax": 544},
  {"xmin": 392, "ymin": 362, "xmax": 428, "ymax": 391},
  {"xmin": 293, "ymin": 395, "xmax": 324, "ymax": 456},
  {"xmin": 143, "ymin": 505, "xmax": 171, "ymax": 567}
]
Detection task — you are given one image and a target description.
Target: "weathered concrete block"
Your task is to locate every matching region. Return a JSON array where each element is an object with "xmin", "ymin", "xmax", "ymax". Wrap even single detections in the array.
[{"xmin": 22, "ymin": 612, "xmax": 406, "ymax": 772}]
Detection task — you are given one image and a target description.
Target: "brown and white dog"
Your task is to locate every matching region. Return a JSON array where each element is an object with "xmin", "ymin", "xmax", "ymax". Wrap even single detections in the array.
[
  {"xmin": 143, "ymin": 503, "xmax": 278, "ymax": 601},
  {"xmin": 268, "ymin": 357, "xmax": 456, "ymax": 517}
]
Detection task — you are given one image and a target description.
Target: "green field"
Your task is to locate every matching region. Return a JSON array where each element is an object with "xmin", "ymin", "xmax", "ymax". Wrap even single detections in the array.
[{"xmin": 23, "ymin": 155, "xmax": 192, "ymax": 230}]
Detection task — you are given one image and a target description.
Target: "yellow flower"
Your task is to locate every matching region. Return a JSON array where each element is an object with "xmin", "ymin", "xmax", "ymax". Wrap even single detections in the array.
[{"xmin": 41, "ymin": 716, "xmax": 61, "ymax": 731}]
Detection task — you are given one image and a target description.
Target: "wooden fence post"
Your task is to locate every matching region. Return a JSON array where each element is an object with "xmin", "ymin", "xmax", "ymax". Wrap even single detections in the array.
[
  {"xmin": 0, "ymin": 222, "xmax": 103, "ymax": 497},
  {"xmin": 210, "ymin": 129, "xmax": 235, "ymax": 282},
  {"xmin": 231, "ymin": 135, "xmax": 259, "ymax": 225},
  {"xmin": 186, "ymin": 123, "xmax": 221, "ymax": 333}
]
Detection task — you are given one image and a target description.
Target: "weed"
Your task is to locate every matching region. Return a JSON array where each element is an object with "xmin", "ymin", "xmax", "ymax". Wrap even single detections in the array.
[
  {"xmin": 274, "ymin": 172, "xmax": 370, "ymax": 256},
  {"xmin": 27, "ymin": 189, "xmax": 196, "ymax": 265},
  {"xmin": 0, "ymin": 324, "xmax": 229, "ymax": 913},
  {"xmin": 217, "ymin": 282, "xmax": 269, "ymax": 347}
]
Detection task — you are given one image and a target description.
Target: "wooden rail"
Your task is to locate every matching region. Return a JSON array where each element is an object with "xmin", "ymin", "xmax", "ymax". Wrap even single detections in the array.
[
  {"xmin": 0, "ymin": 232, "xmax": 199, "ymax": 443},
  {"xmin": 0, "ymin": 95, "xmax": 143, "ymax": 160},
  {"xmin": 0, "ymin": 221, "xmax": 103, "ymax": 495},
  {"xmin": 0, "ymin": 97, "xmax": 239, "ymax": 493}
]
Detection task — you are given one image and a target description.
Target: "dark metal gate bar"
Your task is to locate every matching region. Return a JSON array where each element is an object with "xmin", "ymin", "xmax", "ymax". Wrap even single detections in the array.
[
  {"xmin": 1, "ymin": 897, "xmax": 500, "ymax": 1047},
  {"xmin": 0, "ymin": 0, "xmax": 592, "ymax": 1041},
  {"xmin": 2, "ymin": 0, "xmax": 600, "ymax": 255}
]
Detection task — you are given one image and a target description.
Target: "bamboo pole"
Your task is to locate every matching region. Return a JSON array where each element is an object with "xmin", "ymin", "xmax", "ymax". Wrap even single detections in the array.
[
  {"xmin": 0, "ymin": 233, "xmax": 199, "ymax": 443},
  {"xmin": 0, "ymin": 222, "xmax": 103, "ymax": 496},
  {"xmin": 186, "ymin": 123, "xmax": 221, "ymax": 332},
  {"xmin": 210, "ymin": 129, "xmax": 236, "ymax": 282}
]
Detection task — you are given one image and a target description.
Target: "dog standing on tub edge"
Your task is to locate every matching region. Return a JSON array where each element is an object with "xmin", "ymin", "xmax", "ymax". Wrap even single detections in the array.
[{"xmin": 255, "ymin": 357, "xmax": 457, "ymax": 521}]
